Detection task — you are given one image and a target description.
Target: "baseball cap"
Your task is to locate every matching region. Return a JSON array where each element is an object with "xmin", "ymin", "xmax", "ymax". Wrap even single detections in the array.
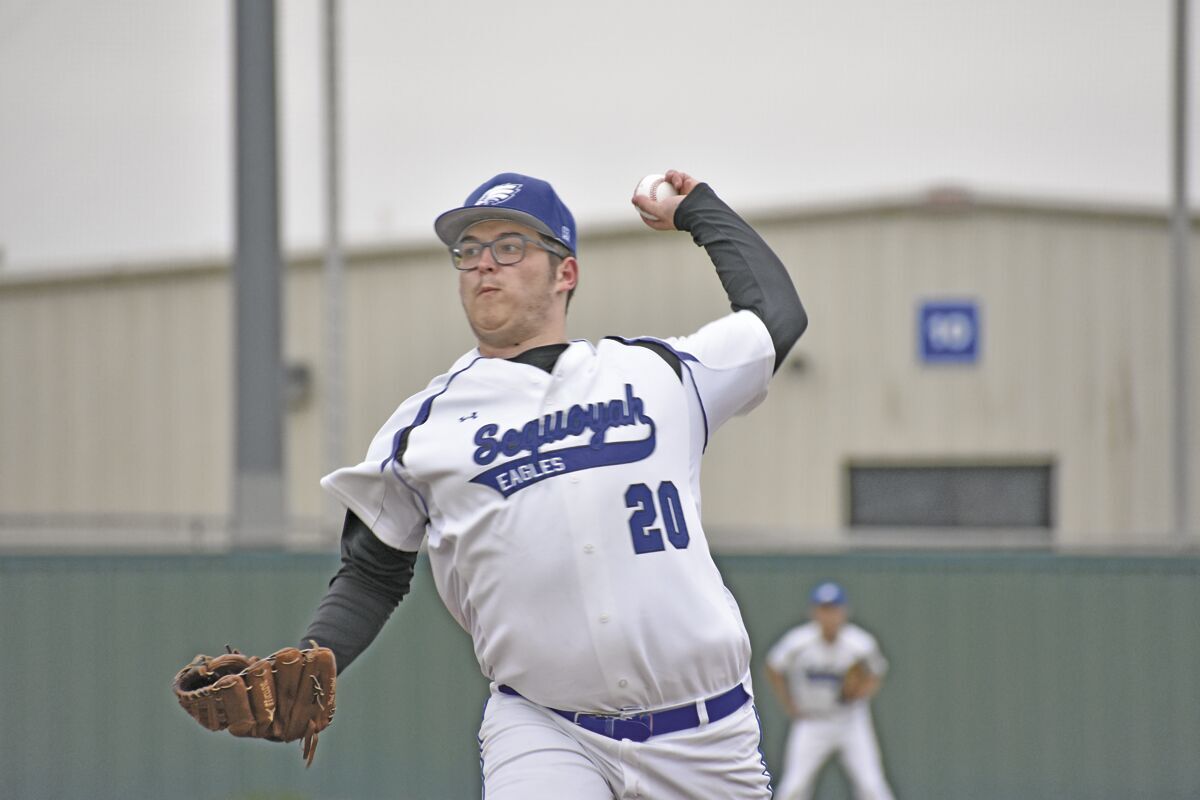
[
  {"xmin": 434, "ymin": 172, "xmax": 577, "ymax": 255},
  {"xmin": 810, "ymin": 581, "xmax": 847, "ymax": 606}
]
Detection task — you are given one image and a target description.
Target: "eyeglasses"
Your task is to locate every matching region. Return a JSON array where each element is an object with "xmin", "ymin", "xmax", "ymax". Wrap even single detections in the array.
[{"xmin": 449, "ymin": 234, "xmax": 568, "ymax": 271}]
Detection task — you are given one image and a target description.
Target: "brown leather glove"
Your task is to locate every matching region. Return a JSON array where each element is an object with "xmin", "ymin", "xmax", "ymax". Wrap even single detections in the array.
[
  {"xmin": 172, "ymin": 642, "xmax": 336, "ymax": 766},
  {"xmin": 838, "ymin": 659, "xmax": 871, "ymax": 704}
]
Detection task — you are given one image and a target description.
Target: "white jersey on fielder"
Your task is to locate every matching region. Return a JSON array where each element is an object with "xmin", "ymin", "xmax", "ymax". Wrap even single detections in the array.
[
  {"xmin": 766, "ymin": 621, "xmax": 888, "ymax": 717},
  {"xmin": 322, "ymin": 310, "xmax": 774, "ymax": 714}
]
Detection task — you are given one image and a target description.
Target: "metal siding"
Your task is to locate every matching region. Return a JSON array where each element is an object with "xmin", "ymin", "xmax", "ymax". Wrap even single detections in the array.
[
  {"xmin": 284, "ymin": 265, "xmax": 323, "ymax": 520},
  {"xmin": 1, "ymin": 202, "xmax": 1197, "ymax": 545},
  {"xmin": 1, "ymin": 274, "xmax": 231, "ymax": 522},
  {"xmin": 696, "ymin": 209, "xmax": 1181, "ymax": 543}
]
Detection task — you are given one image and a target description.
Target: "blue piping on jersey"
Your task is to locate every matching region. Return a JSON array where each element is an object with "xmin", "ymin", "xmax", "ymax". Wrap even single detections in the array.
[
  {"xmin": 379, "ymin": 355, "xmax": 486, "ymax": 518},
  {"xmin": 614, "ymin": 335, "xmax": 711, "ymax": 452},
  {"xmin": 381, "ymin": 355, "xmax": 486, "ymax": 473}
]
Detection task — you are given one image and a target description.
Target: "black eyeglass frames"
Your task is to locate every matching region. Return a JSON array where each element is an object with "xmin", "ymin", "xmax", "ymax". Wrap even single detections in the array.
[{"xmin": 449, "ymin": 234, "xmax": 568, "ymax": 271}]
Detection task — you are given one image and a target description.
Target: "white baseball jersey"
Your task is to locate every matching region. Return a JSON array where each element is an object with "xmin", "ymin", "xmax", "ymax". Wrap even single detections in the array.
[
  {"xmin": 766, "ymin": 621, "xmax": 889, "ymax": 717},
  {"xmin": 321, "ymin": 309, "xmax": 775, "ymax": 714}
]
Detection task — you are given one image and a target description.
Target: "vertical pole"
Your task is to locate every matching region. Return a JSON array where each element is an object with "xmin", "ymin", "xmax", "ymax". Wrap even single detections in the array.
[
  {"xmin": 323, "ymin": 0, "xmax": 346, "ymax": 537},
  {"xmin": 233, "ymin": 0, "xmax": 285, "ymax": 548},
  {"xmin": 1172, "ymin": 0, "xmax": 1192, "ymax": 537}
]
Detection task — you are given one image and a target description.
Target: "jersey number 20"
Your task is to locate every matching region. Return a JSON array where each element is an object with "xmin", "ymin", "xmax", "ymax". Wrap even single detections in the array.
[{"xmin": 625, "ymin": 481, "xmax": 690, "ymax": 554}]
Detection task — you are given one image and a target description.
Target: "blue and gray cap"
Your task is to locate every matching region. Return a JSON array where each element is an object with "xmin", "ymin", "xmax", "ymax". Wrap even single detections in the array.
[
  {"xmin": 810, "ymin": 581, "xmax": 848, "ymax": 606},
  {"xmin": 434, "ymin": 172, "xmax": 576, "ymax": 255}
]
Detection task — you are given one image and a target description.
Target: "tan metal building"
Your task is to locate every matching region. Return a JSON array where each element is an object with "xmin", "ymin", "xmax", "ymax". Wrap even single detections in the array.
[{"xmin": 2, "ymin": 188, "xmax": 1197, "ymax": 551}]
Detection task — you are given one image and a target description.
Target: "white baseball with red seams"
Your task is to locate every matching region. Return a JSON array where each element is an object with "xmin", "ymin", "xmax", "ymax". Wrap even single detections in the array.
[{"xmin": 634, "ymin": 174, "xmax": 680, "ymax": 220}]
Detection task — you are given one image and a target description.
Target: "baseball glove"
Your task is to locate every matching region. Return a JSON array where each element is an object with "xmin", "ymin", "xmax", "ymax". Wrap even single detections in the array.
[
  {"xmin": 172, "ymin": 642, "xmax": 336, "ymax": 766},
  {"xmin": 838, "ymin": 659, "xmax": 871, "ymax": 703}
]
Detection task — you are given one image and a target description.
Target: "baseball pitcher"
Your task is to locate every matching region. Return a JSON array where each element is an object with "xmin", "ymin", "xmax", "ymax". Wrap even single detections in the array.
[{"xmin": 181, "ymin": 169, "xmax": 807, "ymax": 797}]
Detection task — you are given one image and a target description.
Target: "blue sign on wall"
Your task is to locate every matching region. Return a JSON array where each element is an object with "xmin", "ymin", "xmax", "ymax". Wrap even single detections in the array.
[{"xmin": 919, "ymin": 300, "xmax": 980, "ymax": 364}]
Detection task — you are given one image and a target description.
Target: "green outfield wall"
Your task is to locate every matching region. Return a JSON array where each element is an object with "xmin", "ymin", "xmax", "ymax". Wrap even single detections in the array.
[{"xmin": 1, "ymin": 551, "xmax": 1197, "ymax": 800}]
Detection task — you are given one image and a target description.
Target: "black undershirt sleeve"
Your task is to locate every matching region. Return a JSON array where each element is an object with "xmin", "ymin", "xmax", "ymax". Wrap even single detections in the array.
[
  {"xmin": 301, "ymin": 510, "xmax": 418, "ymax": 674},
  {"xmin": 673, "ymin": 183, "xmax": 808, "ymax": 372}
]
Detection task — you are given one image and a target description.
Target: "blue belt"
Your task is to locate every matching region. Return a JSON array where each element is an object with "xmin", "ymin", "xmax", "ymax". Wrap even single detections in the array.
[{"xmin": 497, "ymin": 683, "xmax": 750, "ymax": 743}]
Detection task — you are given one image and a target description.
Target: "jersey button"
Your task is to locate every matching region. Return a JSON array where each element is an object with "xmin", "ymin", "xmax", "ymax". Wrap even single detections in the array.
[
  {"xmin": 618, "ymin": 679, "xmax": 628, "ymax": 688},
  {"xmin": 583, "ymin": 544, "xmax": 595, "ymax": 554},
  {"xmin": 599, "ymin": 614, "xmax": 610, "ymax": 623}
]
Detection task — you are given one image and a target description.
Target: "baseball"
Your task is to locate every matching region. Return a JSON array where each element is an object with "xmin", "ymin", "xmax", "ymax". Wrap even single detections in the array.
[{"xmin": 634, "ymin": 174, "xmax": 679, "ymax": 220}]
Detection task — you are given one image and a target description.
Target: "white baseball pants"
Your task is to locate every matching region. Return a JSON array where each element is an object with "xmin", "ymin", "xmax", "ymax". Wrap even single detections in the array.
[
  {"xmin": 774, "ymin": 705, "xmax": 894, "ymax": 800},
  {"xmin": 478, "ymin": 684, "xmax": 773, "ymax": 799}
]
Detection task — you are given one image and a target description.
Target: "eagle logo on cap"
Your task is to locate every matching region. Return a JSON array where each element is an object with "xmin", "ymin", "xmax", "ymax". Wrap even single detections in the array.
[{"xmin": 474, "ymin": 183, "xmax": 522, "ymax": 206}]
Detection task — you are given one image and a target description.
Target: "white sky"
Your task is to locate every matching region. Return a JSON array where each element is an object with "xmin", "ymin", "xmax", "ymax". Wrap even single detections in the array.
[{"xmin": 0, "ymin": 0, "xmax": 1192, "ymax": 271}]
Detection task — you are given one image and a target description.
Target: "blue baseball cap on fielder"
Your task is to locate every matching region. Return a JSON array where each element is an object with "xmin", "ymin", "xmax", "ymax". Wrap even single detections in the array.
[
  {"xmin": 810, "ymin": 581, "xmax": 848, "ymax": 606},
  {"xmin": 434, "ymin": 172, "xmax": 577, "ymax": 255}
]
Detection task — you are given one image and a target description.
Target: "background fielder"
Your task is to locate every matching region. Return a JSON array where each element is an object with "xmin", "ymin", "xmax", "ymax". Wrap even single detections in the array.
[{"xmin": 766, "ymin": 581, "xmax": 896, "ymax": 800}]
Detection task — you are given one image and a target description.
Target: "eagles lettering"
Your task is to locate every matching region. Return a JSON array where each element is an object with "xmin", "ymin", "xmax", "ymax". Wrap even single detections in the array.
[{"xmin": 467, "ymin": 384, "xmax": 657, "ymax": 498}]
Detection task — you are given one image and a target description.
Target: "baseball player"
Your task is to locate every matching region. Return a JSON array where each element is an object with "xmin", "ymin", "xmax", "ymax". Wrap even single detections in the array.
[
  {"xmin": 301, "ymin": 169, "xmax": 807, "ymax": 798},
  {"xmin": 765, "ymin": 581, "xmax": 896, "ymax": 800}
]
